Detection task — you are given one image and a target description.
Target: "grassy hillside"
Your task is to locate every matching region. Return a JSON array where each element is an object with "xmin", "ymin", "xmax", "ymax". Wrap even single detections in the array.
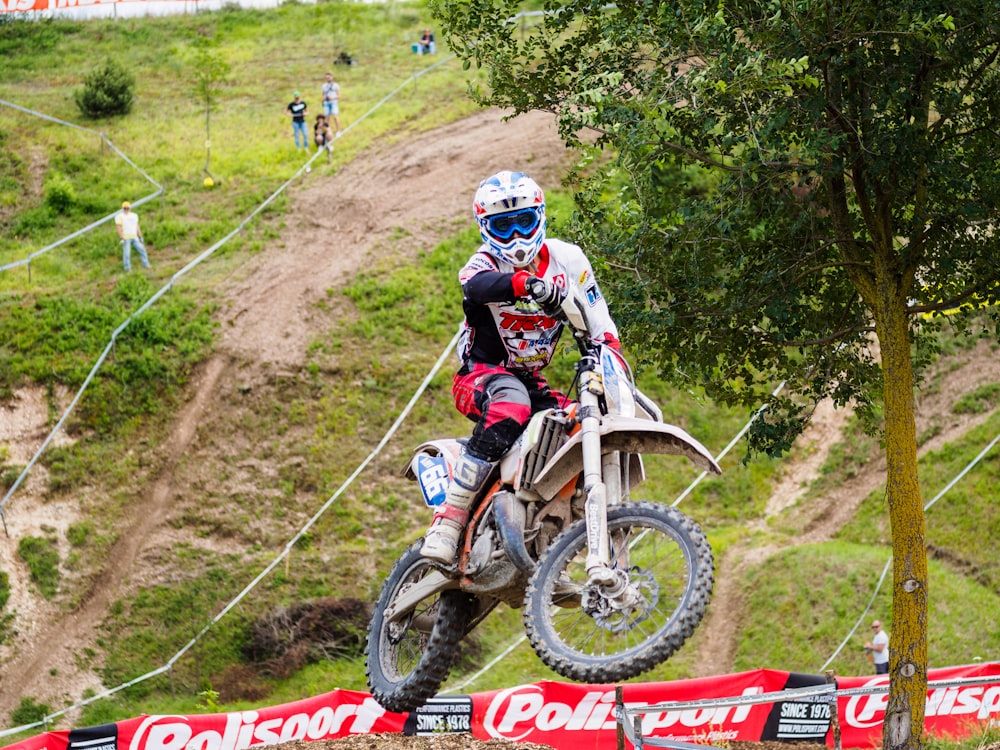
[{"xmin": 2, "ymin": 1, "xmax": 1000, "ymax": 741}]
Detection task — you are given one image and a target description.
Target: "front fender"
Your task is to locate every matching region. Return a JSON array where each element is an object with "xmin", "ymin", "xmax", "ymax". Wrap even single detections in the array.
[{"xmin": 530, "ymin": 416, "xmax": 722, "ymax": 499}]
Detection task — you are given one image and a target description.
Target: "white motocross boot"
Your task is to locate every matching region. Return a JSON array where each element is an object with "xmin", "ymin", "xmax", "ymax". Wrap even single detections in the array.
[{"xmin": 421, "ymin": 452, "xmax": 495, "ymax": 564}]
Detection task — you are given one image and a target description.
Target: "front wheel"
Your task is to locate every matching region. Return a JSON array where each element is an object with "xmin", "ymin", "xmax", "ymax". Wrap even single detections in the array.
[
  {"xmin": 523, "ymin": 501, "xmax": 713, "ymax": 683},
  {"xmin": 365, "ymin": 541, "xmax": 475, "ymax": 713}
]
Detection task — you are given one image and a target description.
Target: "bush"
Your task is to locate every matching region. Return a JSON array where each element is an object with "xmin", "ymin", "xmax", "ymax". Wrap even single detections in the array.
[
  {"xmin": 17, "ymin": 535, "xmax": 60, "ymax": 599},
  {"xmin": 43, "ymin": 171, "xmax": 76, "ymax": 212},
  {"xmin": 74, "ymin": 60, "xmax": 135, "ymax": 119},
  {"xmin": 11, "ymin": 696, "xmax": 51, "ymax": 726},
  {"xmin": 243, "ymin": 597, "xmax": 371, "ymax": 677}
]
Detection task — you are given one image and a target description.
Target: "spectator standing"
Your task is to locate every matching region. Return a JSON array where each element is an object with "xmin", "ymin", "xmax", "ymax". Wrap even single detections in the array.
[
  {"xmin": 321, "ymin": 72, "xmax": 341, "ymax": 135},
  {"xmin": 114, "ymin": 201, "xmax": 151, "ymax": 272},
  {"xmin": 865, "ymin": 619, "xmax": 890, "ymax": 674},
  {"xmin": 285, "ymin": 91, "xmax": 310, "ymax": 153}
]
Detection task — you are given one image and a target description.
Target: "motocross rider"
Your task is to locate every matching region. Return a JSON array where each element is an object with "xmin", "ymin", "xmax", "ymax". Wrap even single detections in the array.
[{"xmin": 421, "ymin": 170, "xmax": 622, "ymax": 564}]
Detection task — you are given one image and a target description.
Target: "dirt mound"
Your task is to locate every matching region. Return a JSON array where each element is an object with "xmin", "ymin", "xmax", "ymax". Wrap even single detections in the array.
[
  {"xmin": 218, "ymin": 108, "xmax": 570, "ymax": 369},
  {"xmin": 273, "ymin": 736, "xmax": 812, "ymax": 750}
]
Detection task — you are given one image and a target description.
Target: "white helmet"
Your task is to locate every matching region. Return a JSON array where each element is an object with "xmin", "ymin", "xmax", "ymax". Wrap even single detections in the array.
[{"xmin": 473, "ymin": 170, "xmax": 546, "ymax": 267}]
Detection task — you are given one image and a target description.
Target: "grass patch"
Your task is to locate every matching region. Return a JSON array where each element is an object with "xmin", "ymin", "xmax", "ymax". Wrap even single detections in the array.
[
  {"xmin": 952, "ymin": 383, "xmax": 1000, "ymax": 415},
  {"xmin": 17, "ymin": 535, "xmax": 60, "ymax": 599},
  {"xmin": 10, "ymin": 697, "xmax": 51, "ymax": 727},
  {"xmin": 838, "ymin": 411, "xmax": 1000, "ymax": 591},
  {"xmin": 734, "ymin": 543, "xmax": 1000, "ymax": 675}
]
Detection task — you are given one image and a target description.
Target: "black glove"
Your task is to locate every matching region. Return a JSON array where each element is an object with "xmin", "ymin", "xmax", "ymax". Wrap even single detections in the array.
[{"xmin": 524, "ymin": 276, "xmax": 566, "ymax": 314}]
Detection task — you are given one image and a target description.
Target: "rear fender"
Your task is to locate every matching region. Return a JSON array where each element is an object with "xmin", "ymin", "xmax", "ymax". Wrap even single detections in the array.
[
  {"xmin": 383, "ymin": 570, "xmax": 460, "ymax": 624},
  {"xmin": 530, "ymin": 417, "xmax": 722, "ymax": 499}
]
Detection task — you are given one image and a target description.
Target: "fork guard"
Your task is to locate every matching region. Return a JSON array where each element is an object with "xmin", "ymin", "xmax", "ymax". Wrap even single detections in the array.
[
  {"xmin": 529, "ymin": 416, "xmax": 722, "ymax": 499},
  {"xmin": 493, "ymin": 490, "xmax": 534, "ymax": 576}
]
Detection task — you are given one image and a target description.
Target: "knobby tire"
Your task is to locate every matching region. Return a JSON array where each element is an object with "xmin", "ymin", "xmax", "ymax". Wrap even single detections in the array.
[
  {"xmin": 523, "ymin": 501, "xmax": 713, "ymax": 683},
  {"xmin": 365, "ymin": 541, "xmax": 475, "ymax": 713}
]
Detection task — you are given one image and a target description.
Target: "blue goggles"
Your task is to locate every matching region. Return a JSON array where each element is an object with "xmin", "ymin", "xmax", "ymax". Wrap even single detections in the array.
[{"xmin": 486, "ymin": 208, "xmax": 541, "ymax": 240}]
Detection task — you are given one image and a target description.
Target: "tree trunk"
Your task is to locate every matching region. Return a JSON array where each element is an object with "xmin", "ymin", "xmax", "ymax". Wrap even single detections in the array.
[
  {"xmin": 205, "ymin": 104, "xmax": 212, "ymax": 172},
  {"xmin": 875, "ymin": 299, "xmax": 928, "ymax": 750}
]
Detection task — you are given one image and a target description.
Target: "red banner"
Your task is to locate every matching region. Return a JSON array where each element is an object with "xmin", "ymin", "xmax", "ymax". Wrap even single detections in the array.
[
  {"xmin": 1, "ymin": 0, "xmax": 190, "ymax": 14},
  {"xmin": 5, "ymin": 664, "xmax": 1000, "ymax": 750},
  {"xmin": 837, "ymin": 662, "xmax": 1000, "ymax": 748},
  {"xmin": 467, "ymin": 671, "xmax": 805, "ymax": 747}
]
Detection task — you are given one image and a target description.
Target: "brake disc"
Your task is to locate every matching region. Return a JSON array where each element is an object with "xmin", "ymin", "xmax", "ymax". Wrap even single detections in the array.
[{"xmin": 582, "ymin": 567, "xmax": 659, "ymax": 633}]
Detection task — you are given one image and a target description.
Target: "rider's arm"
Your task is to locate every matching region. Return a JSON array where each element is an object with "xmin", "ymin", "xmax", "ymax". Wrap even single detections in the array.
[
  {"xmin": 549, "ymin": 239, "xmax": 622, "ymax": 349},
  {"xmin": 463, "ymin": 269, "xmax": 527, "ymax": 303},
  {"xmin": 460, "ymin": 253, "xmax": 535, "ymax": 304},
  {"xmin": 465, "ymin": 268, "xmax": 540, "ymax": 301}
]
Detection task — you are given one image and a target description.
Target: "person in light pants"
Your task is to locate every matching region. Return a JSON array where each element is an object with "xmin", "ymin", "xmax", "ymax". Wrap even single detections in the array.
[{"xmin": 114, "ymin": 200, "xmax": 150, "ymax": 271}]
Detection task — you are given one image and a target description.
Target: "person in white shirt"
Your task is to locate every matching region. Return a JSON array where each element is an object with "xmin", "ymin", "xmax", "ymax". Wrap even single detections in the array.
[
  {"xmin": 114, "ymin": 201, "xmax": 151, "ymax": 272},
  {"xmin": 320, "ymin": 73, "xmax": 340, "ymax": 135},
  {"xmin": 866, "ymin": 619, "xmax": 890, "ymax": 674}
]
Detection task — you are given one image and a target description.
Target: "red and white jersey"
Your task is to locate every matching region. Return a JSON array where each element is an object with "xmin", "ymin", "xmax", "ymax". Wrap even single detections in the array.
[{"xmin": 456, "ymin": 239, "xmax": 619, "ymax": 372}]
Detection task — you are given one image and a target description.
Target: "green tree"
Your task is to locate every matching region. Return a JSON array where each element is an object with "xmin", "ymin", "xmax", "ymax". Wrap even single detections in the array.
[
  {"xmin": 74, "ymin": 58, "xmax": 135, "ymax": 118},
  {"xmin": 190, "ymin": 37, "xmax": 232, "ymax": 179},
  {"xmin": 432, "ymin": 2, "xmax": 1000, "ymax": 748}
]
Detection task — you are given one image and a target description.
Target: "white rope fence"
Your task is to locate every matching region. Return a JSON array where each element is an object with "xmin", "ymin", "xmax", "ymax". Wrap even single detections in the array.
[
  {"xmin": 442, "ymin": 381, "xmax": 787, "ymax": 695},
  {"xmin": 0, "ymin": 55, "xmax": 463, "ymax": 737},
  {"xmin": 0, "ymin": 53, "xmax": 455, "ymax": 521}
]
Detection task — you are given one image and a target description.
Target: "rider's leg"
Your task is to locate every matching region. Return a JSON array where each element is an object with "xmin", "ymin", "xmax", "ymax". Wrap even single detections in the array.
[
  {"xmin": 421, "ymin": 371, "xmax": 532, "ymax": 563},
  {"xmin": 421, "ymin": 450, "xmax": 495, "ymax": 564}
]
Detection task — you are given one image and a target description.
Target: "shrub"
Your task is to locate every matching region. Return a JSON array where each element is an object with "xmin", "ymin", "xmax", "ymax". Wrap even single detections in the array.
[
  {"xmin": 1, "ymin": 461, "xmax": 23, "ymax": 493},
  {"xmin": 11, "ymin": 696, "xmax": 51, "ymax": 726},
  {"xmin": 74, "ymin": 60, "xmax": 135, "ymax": 119},
  {"xmin": 214, "ymin": 664, "xmax": 271, "ymax": 703},
  {"xmin": 43, "ymin": 171, "xmax": 76, "ymax": 212},
  {"xmin": 243, "ymin": 597, "xmax": 371, "ymax": 677},
  {"xmin": 17, "ymin": 535, "xmax": 60, "ymax": 599},
  {"xmin": 953, "ymin": 383, "xmax": 1000, "ymax": 415},
  {"xmin": 67, "ymin": 520, "xmax": 95, "ymax": 548}
]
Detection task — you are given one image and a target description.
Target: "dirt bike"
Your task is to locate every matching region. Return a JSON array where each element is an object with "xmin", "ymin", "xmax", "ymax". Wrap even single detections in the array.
[{"xmin": 364, "ymin": 277, "xmax": 722, "ymax": 714}]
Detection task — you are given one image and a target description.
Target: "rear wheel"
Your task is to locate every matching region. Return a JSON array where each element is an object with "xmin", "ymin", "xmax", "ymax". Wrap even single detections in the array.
[
  {"xmin": 523, "ymin": 501, "xmax": 713, "ymax": 683},
  {"xmin": 365, "ymin": 541, "xmax": 474, "ymax": 713}
]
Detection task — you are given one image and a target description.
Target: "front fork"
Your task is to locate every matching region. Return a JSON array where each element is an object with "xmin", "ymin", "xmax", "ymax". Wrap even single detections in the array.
[{"xmin": 578, "ymin": 367, "xmax": 622, "ymax": 590}]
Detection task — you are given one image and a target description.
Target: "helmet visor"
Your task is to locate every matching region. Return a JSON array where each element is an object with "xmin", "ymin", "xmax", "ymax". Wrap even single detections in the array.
[{"xmin": 486, "ymin": 208, "xmax": 540, "ymax": 241}]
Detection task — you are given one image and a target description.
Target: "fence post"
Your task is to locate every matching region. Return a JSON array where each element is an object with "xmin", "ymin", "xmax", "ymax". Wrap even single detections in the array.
[
  {"xmin": 825, "ymin": 669, "xmax": 841, "ymax": 750},
  {"xmin": 616, "ymin": 685, "xmax": 624, "ymax": 750}
]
